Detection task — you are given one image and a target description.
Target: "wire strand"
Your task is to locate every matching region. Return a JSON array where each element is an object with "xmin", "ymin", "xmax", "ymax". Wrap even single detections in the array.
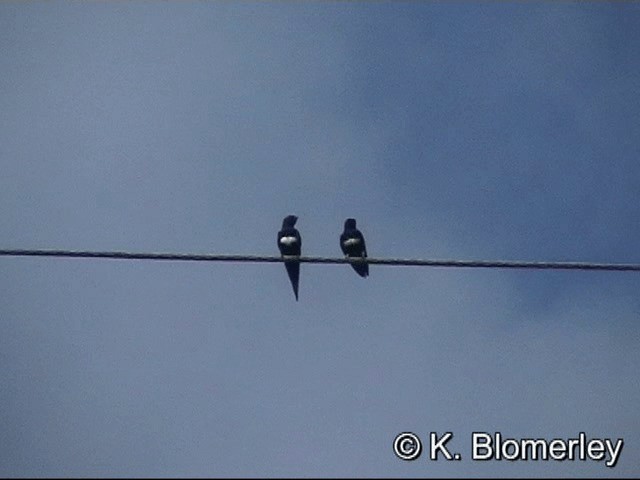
[{"xmin": 1, "ymin": 249, "xmax": 639, "ymax": 272}]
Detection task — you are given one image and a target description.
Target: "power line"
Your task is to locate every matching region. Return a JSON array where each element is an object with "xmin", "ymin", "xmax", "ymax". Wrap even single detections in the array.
[{"xmin": 1, "ymin": 248, "xmax": 639, "ymax": 272}]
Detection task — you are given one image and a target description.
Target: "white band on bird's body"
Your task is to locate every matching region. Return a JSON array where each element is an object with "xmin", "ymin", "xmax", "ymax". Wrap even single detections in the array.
[{"xmin": 279, "ymin": 236, "xmax": 298, "ymax": 245}]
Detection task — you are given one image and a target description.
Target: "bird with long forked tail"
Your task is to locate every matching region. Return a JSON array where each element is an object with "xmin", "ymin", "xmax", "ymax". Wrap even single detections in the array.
[
  {"xmin": 340, "ymin": 218, "xmax": 369, "ymax": 278},
  {"xmin": 277, "ymin": 215, "xmax": 302, "ymax": 300}
]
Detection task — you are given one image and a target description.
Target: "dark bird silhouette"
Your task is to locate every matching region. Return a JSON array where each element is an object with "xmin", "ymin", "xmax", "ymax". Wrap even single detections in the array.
[
  {"xmin": 340, "ymin": 218, "xmax": 369, "ymax": 278},
  {"xmin": 277, "ymin": 215, "xmax": 302, "ymax": 300}
]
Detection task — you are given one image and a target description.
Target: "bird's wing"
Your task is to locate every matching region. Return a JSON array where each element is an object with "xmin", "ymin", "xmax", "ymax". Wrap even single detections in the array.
[{"xmin": 358, "ymin": 231, "xmax": 367, "ymax": 257}]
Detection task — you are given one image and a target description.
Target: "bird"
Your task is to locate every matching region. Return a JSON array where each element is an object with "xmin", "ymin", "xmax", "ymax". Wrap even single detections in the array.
[
  {"xmin": 340, "ymin": 218, "xmax": 369, "ymax": 278},
  {"xmin": 277, "ymin": 215, "xmax": 302, "ymax": 300}
]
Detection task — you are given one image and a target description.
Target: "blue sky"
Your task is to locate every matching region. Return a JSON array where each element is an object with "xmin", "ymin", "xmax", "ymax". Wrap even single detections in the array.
[{"xmin": 1, "ymin": 2, "xmax": 639, "ymax": 477}]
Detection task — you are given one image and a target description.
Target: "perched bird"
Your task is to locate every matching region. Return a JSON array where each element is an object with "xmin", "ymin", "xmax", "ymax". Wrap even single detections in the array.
[
  {"xmin": 340, "ymin": 218, "xmax": 369, "ymax": 278},
  {"xmin": 277, "ymin": 215, "xmax": 302, "ymax": 300}
]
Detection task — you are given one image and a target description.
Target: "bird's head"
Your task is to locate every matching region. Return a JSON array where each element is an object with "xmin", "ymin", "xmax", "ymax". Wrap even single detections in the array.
[
  {"xmin": 282, "ymin": 215, "xmax": 298, "ymax": 228},
  {"xmin": 344, "ymin": 218, "xmax": 357, "ymax": 229}
]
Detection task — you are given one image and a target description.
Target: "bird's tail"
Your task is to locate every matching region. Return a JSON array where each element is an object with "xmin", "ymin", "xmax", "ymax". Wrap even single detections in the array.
[
  {"xmin": 284, "ymin": 260, "xmax": 300, "ymax": 300},
  {"xmin": 350, "ymin": 259, "xmax": 369, "ymax": 278}
]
